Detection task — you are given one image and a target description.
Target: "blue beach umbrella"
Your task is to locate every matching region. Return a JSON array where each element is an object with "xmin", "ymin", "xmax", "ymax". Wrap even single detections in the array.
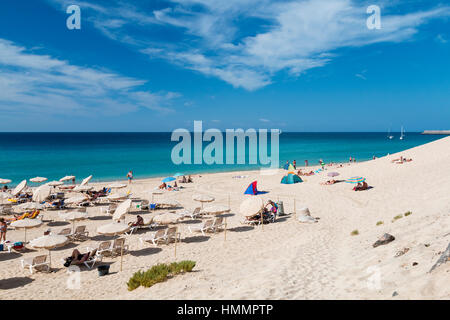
[
  {"xmin": 173, "ymin": 173, "xmax": 185, "ymax": 177},
  {"xmin": 346, "ymin": 176, "xmax": 366, "ymax": 184},
  {"xmin": 162, "ymin": 177, "xmax": 176, "ymax": 183}
]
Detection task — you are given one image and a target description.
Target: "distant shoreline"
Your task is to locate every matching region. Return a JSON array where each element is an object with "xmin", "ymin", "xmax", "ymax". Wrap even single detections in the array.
[{"xmin": 422, "ymin": 130, "xmax": 450, "ymax": 135}]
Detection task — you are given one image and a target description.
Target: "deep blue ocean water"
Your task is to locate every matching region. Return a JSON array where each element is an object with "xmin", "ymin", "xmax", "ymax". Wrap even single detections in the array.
[{"xmin": 0, "ymin": 132, "xmax": 443, "ymax": 186}]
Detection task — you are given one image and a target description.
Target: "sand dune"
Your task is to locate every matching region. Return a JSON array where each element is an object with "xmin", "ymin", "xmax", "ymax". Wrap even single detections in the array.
[{"xmin": 1, "ymin": 137, "xmax": 449, "ymax": 300}]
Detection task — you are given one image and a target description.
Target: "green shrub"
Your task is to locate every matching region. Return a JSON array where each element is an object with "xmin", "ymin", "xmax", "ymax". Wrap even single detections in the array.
[
  {"xmin": 127, "ymin": 261, "xmax": 196, "ymax": 291},
  {"xmin": 392, "ymin": 214, "xmax": 403, "ymax": 222},
  {"xmin": 376, "ymin": 221, "xmax": 383, "ymax": 226},
  {"xmin": 404, "ymin": 211, "xmax": 412, "ymax": 217},
  {"xmin": 351, "ymin": 230, "xmax": 359, "ymax": 236}
]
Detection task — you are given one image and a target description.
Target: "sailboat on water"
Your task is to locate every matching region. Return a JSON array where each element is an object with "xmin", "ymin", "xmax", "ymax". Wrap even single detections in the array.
[
  {"xmin": 399, "ymin": 126, "xmax": 406, "ymax": 140},
  {"xmin": 387, "ymin": 128, "xmax": 394, "ymax": 140}
]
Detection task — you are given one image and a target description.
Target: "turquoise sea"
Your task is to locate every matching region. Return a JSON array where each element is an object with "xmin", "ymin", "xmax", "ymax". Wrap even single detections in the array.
[{"xmin": 0, "ymin": 132, "xmax": 443, "ymax": 186}]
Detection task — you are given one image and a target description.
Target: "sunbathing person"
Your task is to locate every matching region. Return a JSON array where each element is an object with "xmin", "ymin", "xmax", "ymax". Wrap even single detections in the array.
[
  {"xmin": 321, "ymin": 180, "xmax": 336, "ymax": 185},
  {"xmin": 64, "ymin": 249, "xmax": 93, "ymax": 267},
  {"xmin": 158, "ymin": 182, "xmax": 167, "ymax": 189},
  {"xmin": 354, "ymin": 181, "xmax": 369, "ymax": 191},
  {"xmin": 128, "ymin": 215, "xmax": 144, "ymax": 227}
]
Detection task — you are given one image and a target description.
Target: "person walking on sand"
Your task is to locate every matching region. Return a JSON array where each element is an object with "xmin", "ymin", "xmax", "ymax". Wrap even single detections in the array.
[
  {"xmin": 127, "ymin": 170, "xmax": 133, "ymax": 184},
  {"xmin": 305, "ymin": 160, "xmax": 308, "ymax": 167},
  {"xmin": 0, "ymin": 218, "xmax": 7, "ymax": 243},
  {"xmin": 293, "ymin": 160, "xmax": 297, "ymax": 169}
]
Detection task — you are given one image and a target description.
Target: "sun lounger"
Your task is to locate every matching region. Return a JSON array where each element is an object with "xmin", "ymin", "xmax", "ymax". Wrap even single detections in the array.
[
  {"xmin": 68, "ymin": 225, "xmax": 89, "ymax": 241},
  {"xmin": 57, "ymin": 228, "xmax": 72, "ymax": 236},
  {"xmin": 178, "ymin": 207, "xmax": 202, "ymax": 219},
  {"xmin": 100, "ymin": 204, "xmax": 117, "ymax": 215},
  {"xmin": 21, "ymin": 255, "xmax": 50, "ymax": 274},
  {"xmin": 210, "ymin": 217, "xmax": 225, "ymax": 233},
  {"xmin": 139, "ymin": 228, "xmax": 168, "ymax": 246},
  {"xmin": 111, "ymin": 238, "xmax": 128, "ymax": 257},
  {"xmin": 188, "ymin": 219, "xmax": 214, "ymax": 236},
  {"xmin": 166, "ymin": 226, "xmax": 181, "ymax": 243},
  {"xmin": 87, "ymin": 241, "xmax": 113, "ymax": 257}
]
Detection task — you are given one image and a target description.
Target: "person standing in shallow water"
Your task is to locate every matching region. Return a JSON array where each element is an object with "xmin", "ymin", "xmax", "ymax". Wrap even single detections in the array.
[{"xmin": 127, "ymin": 170, "xmax": 133, "ymax": 184}]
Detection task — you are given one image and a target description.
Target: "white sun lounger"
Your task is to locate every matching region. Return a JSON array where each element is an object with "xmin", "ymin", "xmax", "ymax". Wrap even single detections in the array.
[{"xmin": 21, "ymin": 255, "xmax": 50, "ymax": 274}]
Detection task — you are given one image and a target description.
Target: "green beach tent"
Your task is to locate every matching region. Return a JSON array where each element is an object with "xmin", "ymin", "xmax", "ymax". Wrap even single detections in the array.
[{"xmin": 281, "ymin": 173, "xmax": 303, "ymax": 184}]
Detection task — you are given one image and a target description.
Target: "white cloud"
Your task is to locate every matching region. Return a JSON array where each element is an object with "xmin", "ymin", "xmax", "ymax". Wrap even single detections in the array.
[
  {"xmin": 436, "ymin": 34, "xmax": 448, "ymax": 43},
  {"xmin": 46, "ymin": 0, "xmax": 450, "ymax": 90},
  {"xmin": 0, "ymin": 39, "xmax": 178, "ymax": 116}
]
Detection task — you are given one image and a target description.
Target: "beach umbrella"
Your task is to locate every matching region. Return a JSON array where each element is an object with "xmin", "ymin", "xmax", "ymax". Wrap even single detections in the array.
[
  {"xmin": 14, "ymin": 202, "xmax": 45, "ymax": 213},
  {"xmin": 108, "ymin": 182, "xmax": 127, "ymax": 189},
  {"xmin": 173, "ymin": 173, "xmax": 184, "ymax": 177},
  {"xmin": 11, "ymin": 218, "xmax": 43, "ymax": 242},
  {"xmin": 162, "ymin": 177, "xmax": 176, "ymax": 183},
  {"xmin": 107, "ymin": 192, "xmax": 128, "ymax": 201},
  {"xmin": 327, "ymin": 172, "xmax": 340, "ymax": 178},
  {"xmin": 156, "ymin": 199, "xmax": 181, "ymax": 208},
  {"xmin": 32, "ymin": 185, "xmax": 52, "ymax": 203},
  {"xmin": 149, "ymin": 189, "xmax": 164, "ymax": 202},
  {"xmin": 97, "ymin": 222, "xmax": 130, "ymax": 236},
  {"xmin": 239, "ymin": 197, "xmax": 264, "ymax": 217},
  {"xmin": 12, "ymin": 180, "xmax": 27, "ymax": 197},
  {"xmin": 0, "ymin": 179, "xmax": 11, "ymax": 184},
  {"xmin": 73, "ymin": 185, "xmax": 93, "ymax": 192},
  {"xmin": 59, "ymin": 175, "xmax": 75, "ymax": 182},
  {"xmin": 59, "ymin": 211, "xmax": 89, "ymax": 232},
  {"xmin": 192, "ymin": 194, "xmax": 215, "ymax": 209},
  {"xmin": 65, "ymin": 195, "xmax": 88, "ymax": 204},
  {"xmin": 29, "ymin": 234, "xmax": 69, "ymax": 269},
  {"xmin": 346, "ymin": 176, "xmax": 366, "ymax": 184},
  {"xmin": 30, "ymin": 177, "xmax": 47, "ymax": 183},
  {"xmin": 112, "ymin": 199, "xmax": 132, "ymax": 221},
  {"xmin": 202, "ymin": 205, "xmax": 231, "ymax": 215},
  {"xmin": 80, "ymin": 175, "xmax": 92, "ymax": 186},
  {"xmin": 46, "ymin": 181, "xmax": 64, "ymax": 187},
  {"xmin": 153, "ymin": 212, "xmax": 181, "ymax": 225}
]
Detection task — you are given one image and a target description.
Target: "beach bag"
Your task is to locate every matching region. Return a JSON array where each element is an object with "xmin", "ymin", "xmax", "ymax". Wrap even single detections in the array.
[
  {"xmin": 13, "ymin": 242, "xmax": 24, "ymax": 251},
  {"xmin": 0, "ymin": 244, "xmax": 3, "ymax": 251}
]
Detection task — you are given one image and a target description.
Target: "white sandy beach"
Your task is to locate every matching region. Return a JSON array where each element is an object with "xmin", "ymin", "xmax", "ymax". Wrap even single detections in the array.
[{"xmin": 0, "ymin": 137, "xmax": 449, "ymax": 300}]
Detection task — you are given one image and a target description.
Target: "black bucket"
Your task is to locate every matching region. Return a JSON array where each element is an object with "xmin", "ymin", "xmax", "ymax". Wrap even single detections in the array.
[{"xmin": 97, "ymin": 265, "xmax": 110, "ymax": 276}]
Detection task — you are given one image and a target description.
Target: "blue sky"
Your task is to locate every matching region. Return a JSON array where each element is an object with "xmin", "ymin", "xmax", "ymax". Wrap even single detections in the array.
[{"xmin": 0, "ymin": 0, "xmax": 449, "ymax": 132}]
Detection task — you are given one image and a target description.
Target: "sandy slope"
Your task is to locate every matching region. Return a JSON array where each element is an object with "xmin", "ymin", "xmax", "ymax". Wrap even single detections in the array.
[{"xmin": 0, "ymin": 137, "xmax": 449, "ymax": 300}]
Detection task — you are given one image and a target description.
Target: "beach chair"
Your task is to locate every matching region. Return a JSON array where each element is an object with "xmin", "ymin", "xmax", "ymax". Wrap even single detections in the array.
[
  {"xmin": 188, "ymin": 219, "xmax": 214, "ymax": 236},
  {"xmin": 211, "ymin": 217, "xmax": 225, "ymax": 233},
  {"xmin": 100, "ymin": 204, "xmax": 117, "ymax": 215},
  {"xmin": 139, "ymin": 228, "xmax": 168, "ymax": 246},
  {"xmin": 57, "ymin": 228, "xmax": 72, "ymax": 236},
  {"xmin": 88, "ymin": 241, "xmax": 113, "ymax": 257},
  {"xmin": 166, "ymin": 227, "xmax": 181, "ymax": 244},
  {"xmin": 111, "ymin": 238, "xmax": 129, "ymax": 257},
  {"xmin": 21, "ymin": 255, "xmax": 50, "ymax": 274},
  {"xmin": 69, "ymin": 225, "xmax": 89, "ymax": 241},
  {"xmin": 178, "ymin": 207, "xmax": 202, "ymax": 219}
]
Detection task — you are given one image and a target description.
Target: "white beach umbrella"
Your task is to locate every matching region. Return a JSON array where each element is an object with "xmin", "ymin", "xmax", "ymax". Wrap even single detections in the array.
[
  {"xmin": 80, "ymin": 175, "xmax": 92, "ymax": 186},
  {"xmin": 59, "ymin": 211, "xmax": 89, "ymax": 232},
  {"xmin": 108, "ymin": 182, "xmax": 127, "ymax": 189},
  {"xmin": 73, "ymin": 185, "xmax": 93, "ymax": 192},
  {"xmin": 153, "ymin": 212, "xmax": 181, "ymax": 225},
  {"xmin": 149, "ymin": 189, "xmax": 164, "ymax": 202},
  {"xmin": 239, "ymin": 197, "xmax": 264, "ymax": 217},
  {"xmin": 32, "ymin": 185, "xmax": 52, "ymax": 203},
  {"xmin": 59, "ymin": 175, "xmax": 75, "ymax": 182},
  {"xmin": 0, "ymin": 178, "xmax": 11, "ymax": 184},
  {"xmin": 97, "ymin": 222, "xmax": 130, "ymax": 236},
  {"xmin": 11, "ymin": 218, "xmax": 43, "ymax": 242},
  {"xmin": 107, "ymin": 192, "xmax": 128, "ymax": 201},
  {"xmin": 112, "ymin": 199, "xmax": 132, "ymax": 221},
  {"xmin": 12, "ymin": 180, "xmax": 27, "ymax": 197},
  {"xmin": 202, "ymin": 205, "xmax": 231, "ymax": 215},
  {"xmin": 29, "ymin": 234, "xmax": 70, "ymax": 269},
  {"xmin": 192, "ymin": 194, "xmax": 215, "ymax": 208},
  {"xmin": 65, "ymin": 195, "xmax": 88, "ymax": 204},
  {"xmin": 156, "ymin": 199, "xmax": 181, "ymax": 208},
  {"xmin": 14, "ymin": 202, "xmax": 45, "ymax": 213},
  {"xmin": 46, "ymin": 181, "xmax": 64, "ymax": 187},
  {"xmin": 30, "ymin": 177, "xmax": 48, "ymax": 183}
]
